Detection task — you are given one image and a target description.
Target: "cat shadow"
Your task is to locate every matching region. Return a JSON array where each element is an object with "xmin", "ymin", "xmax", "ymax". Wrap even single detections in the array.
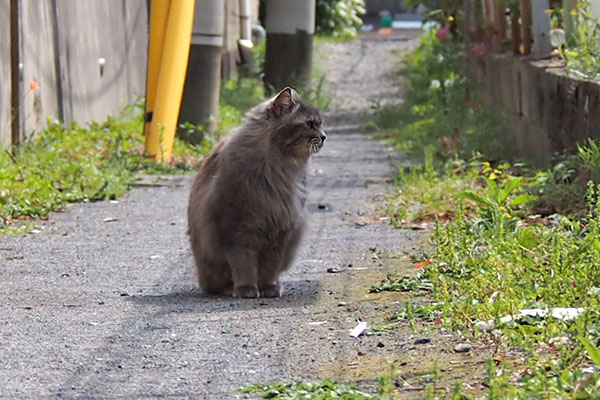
[{"xmin": 126, "ymin": 279, "xmax": 321, "ymax": 313}]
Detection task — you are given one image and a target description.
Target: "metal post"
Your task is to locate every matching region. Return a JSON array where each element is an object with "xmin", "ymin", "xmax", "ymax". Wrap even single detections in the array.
[
  {"xmin": 178, "ymin": 0, "xmax": 224, "ymax": 142},
  {"xmin": 264, "ymin": 0, "xmax": 315, "ymax": 92}
]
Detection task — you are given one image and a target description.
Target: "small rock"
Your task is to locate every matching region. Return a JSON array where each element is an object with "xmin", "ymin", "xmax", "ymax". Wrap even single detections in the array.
[
  {"xmin": 102, "ymin": 217, "xmax": 119, "ymax": 223},
  {"xmin": 377, "ymin": 341, "xmax": 385, "ymax": 348},
  {"xmin": 414, "ymin": 337, "xmax": 431, "ymax": 345},
  {"xmin": 348, "ymin": 263, "xmax": 353, "ymax": 268},
  {"xmin": 454, "ymin": 343, "xmax": 473, "ymax": 353},
  {"xmin": 474, "ymin": 320, "xmax": 495, "ymax": 332},
  {"xmin": 583, "ymin": 366, "xmax": 595, "ymax": 375},
  {"xmin": 357, "ymin": 351, "xmax": 366, "ymax": 356},
  {"xmin": 337, "ymin": 302, "xmax": 348, "ymax": 307},
  {"xmin": 327, "ymin": 267, "xmax": 343, "ymax": 273},
  {"xmin": 29, "ymin": 229, "xmax": 41, "ymax": 234}
]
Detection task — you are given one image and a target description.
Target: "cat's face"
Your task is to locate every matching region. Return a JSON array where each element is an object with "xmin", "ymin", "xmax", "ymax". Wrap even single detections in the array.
[{"xmin": 267, "ymin": 88, "xmax": 326, "ymax": 162}]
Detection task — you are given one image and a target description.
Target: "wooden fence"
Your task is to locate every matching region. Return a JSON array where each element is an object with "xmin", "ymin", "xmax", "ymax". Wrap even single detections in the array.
[
  {"xmin": 465, "ymin": 0, "xmax": 600, "ymax": 165},
  {"xmin": 1, "ymin": 0, "xmax": 259, "ymax": 148},
  {"xmin": 1, "ymin": 0, "xmax": 149, "ymax": 147}
]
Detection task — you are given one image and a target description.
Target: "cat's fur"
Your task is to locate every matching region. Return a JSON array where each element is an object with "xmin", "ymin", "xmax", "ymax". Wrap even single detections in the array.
[{"xmin": 187, "ymin": 88, "xmax": 326, "ymax": 298}]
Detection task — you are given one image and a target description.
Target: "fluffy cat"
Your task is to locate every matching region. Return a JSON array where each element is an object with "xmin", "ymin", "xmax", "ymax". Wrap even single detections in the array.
[{"xmin": 187, "ymin": 88, "xmax": 326, "ymax": 298}]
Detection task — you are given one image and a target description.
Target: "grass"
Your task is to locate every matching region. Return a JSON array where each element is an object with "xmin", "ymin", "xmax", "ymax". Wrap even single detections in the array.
[
  {"xmin": 368, "ymin": 28, "xmax": 600, "ymax": 398},
  {"xmin": 0, "ymin": 77, "xmax": 266, "ymax": 231},
  {"xmin": 242, "ymin": 380, "xmax": 378, "ymax": 399},
  {"xmin": 242, "ymin": 364, "xmax": 399, "ymax": 400}
]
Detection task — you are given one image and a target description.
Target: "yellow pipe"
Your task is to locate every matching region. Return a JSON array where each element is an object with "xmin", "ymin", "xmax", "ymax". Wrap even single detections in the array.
[
  {"xmin": 145, "ymin": 0, "xmax": 195, "ymax": 162},
  {"xmin": 144, "ymin": 0, "xmax": 171, "ymax": 144}
]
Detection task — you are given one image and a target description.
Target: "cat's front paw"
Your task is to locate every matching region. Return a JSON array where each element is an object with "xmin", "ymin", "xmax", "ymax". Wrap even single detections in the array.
[
  {"xmin": 259, "ymin": 283, "xmax": 281, "ymax": 298},
  {"xmin": 233, "ymin": 285, "xmax": 260, "ymax": 298}
]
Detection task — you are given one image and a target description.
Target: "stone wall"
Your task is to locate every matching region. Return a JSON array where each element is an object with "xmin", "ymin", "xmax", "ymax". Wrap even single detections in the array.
[{"xmin": 470, "ymin": 53, "xmax": 600, "ymax": 166}]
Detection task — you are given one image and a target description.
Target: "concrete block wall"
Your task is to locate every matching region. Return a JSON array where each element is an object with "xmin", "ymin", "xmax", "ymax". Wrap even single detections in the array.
[{"xmin": 470, "ymin": 54, "xmax": 600, "ymax": 166}]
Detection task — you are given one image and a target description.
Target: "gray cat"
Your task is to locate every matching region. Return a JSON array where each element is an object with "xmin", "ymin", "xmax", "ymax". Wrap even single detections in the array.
[{"xmin": 187, "ymin": 88, "xmax": 326, "ymax": 298}]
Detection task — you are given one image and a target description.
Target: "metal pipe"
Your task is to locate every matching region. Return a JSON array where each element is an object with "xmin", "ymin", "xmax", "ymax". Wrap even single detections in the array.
[
  {"xmin": 239, "ymin": 0, "xmax": 252, "ymax": 41},
  {"xmin": 178, "ymin": 0, "xmax": 224, "ymax": 141},
  {"xmin": 145, "ymin": 0, "xmax": 196, "ymax": 162}
]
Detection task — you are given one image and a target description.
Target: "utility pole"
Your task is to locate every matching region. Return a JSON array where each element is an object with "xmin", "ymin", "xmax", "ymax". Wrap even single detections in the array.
[
  {"xmin": 178, "ymin": 0, "xmax": 224, "ymax": 143},
  {"xmin": 264, "ymin": 0, "xmax": 315, "ymax": 92}
]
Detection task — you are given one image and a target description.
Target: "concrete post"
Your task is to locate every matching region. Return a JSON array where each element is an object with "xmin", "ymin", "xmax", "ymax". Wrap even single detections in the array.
[
  {"xmin": 264, "ymin": 0, "xmax": 315, "ymax": 93},
  {"xmin": 178, "ymin": 0, "xmax": 224, "ymax": 143},
  {"xmin": 530, "ymin": 0, "xmax": 551, "ymax": 59}
]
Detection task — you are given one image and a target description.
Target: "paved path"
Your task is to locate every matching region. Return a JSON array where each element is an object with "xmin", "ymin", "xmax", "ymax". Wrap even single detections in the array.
[{"xmin": 0, "ymin": 34, "xmax": 444, "ymax": 399}]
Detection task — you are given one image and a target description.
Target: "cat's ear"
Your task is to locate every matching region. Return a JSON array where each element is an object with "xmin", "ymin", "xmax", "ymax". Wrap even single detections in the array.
[{"xmin": 271, "ymin": 87, "xmax": 298, "ymax": 116}]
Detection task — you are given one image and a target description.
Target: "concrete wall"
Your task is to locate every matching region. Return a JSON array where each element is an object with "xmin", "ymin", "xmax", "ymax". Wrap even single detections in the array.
[{"xmin": 470, "ymin": 54, "xmax": 600, "ymax": 166}]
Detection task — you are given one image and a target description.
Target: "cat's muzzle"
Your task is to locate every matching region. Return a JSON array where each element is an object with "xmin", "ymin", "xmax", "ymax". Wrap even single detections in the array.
[{"xmin": 311, "ymin": 130, "xmax": 326, "ymax": 154}]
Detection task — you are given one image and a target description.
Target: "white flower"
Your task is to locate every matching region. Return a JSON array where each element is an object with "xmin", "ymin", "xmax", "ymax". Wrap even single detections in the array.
[
  {"xmin": 430, "ymin": 80, "xmax": 441, "ymax": 89},
  {"xmin": 550, "ymin": 28, "xmax": 566, "ymax": 47}
]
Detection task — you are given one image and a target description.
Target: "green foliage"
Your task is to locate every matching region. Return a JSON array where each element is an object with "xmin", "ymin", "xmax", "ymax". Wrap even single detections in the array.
[
  {"xmin": 0, "ymin": 105, "xmax": 206, "ymax": 226},
  {"xmin": 242, "ymin": 380, "xmax": 377, "ymax": 399},
  {"xmin": 403, "ymin": 0, "xmax": 461, "ymax": 33},
  {"xmin": 316, "ymin": 0, "xmax": 365, "ymax": 39},
  {"xmin": 1, "ymin": 76, "xmax": 267, "ymax": 229},
  {"xmin": 301, "ymin": 72, "xmax": 332, "ymax": 111},
  {"xmin": 371, "ymin": 26, "xmax": 600, "ymax": 399},
  {"xmin": 529, "ymin": 138, "xmax": 600, "ymax": 216},
  {"xmin": 220, "ymin": 77, "xmax": 265, "ymax": 116},
  {"xmin": 254, "ymin": 37, "xmax": 267, "ymax": 77},
  {"xmin": 565, "ymin": 1, "xmax": 600, "ymax": 80},
  {"xmin": 370, "ymin": 273, "xmax": 433, "ymax": 293},
  {"xmin": 371, "ymin": 30, "xmax": 509, "ymax": 162},
  {"xmin": 382, "ymin": 154, "xmax": 483, "ymax": 227}
]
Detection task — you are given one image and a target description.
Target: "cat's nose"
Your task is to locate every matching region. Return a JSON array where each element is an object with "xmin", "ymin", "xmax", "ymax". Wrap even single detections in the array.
[{"xmin": 319, "ymin": 130, "xmax": 327, "ymax": 142}]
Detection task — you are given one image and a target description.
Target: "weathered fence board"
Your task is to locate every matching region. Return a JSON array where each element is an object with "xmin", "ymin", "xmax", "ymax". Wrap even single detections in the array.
[
  {"xmin": 0, "ymin": 1, "xmax": 11, "ymax": 147},
  {"xmin": 2, "ymin": 0, "xmax": 257, "ymax": 147},
  {"xmin": 54, "ymin": 0, "xmax": 146, "ymax": 125},
  {"xmin": 1, "ymin": 0, "xmax": 148, "ymax": 147},
  {"xmin": 530, "ymin": 0, "xmax": 551, "ymax": 59},
  {"xmin": 20, "ymin": 0, "xmax": 62, "ymax": 136}
]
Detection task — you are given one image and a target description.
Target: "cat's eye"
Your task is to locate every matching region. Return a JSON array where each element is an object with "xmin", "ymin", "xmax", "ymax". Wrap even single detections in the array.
[{"xmin": 306, "ymin": 120, "xmax": 319, "ymax": 129}]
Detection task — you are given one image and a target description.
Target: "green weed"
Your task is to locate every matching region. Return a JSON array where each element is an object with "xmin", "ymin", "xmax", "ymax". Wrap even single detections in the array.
[
  {"xmin": 1, "ymin": 75, "xmax": 267, "ymax": 229},
  {"xmin": 242, "ymin": 380, "xmax": 377, "ymax": 399},
  {"xmin": 370, "ymin": 30, "xmax": 509, "ymax": 161},
  {"xmin": 565, "ymin": 0, "xmax": 600, "ymax": 80},
  {"xmin": 371, "ymin": 27, "xmax": 600, "ymax": 398}
]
